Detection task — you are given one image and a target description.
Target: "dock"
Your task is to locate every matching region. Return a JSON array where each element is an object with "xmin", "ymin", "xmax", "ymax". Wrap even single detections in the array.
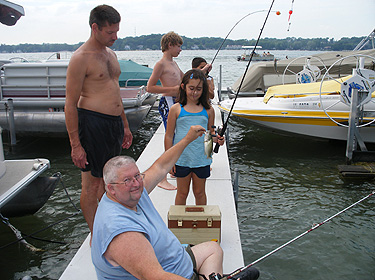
[{"xmin": 59, "ymin": 103, "xmax": 243, "ymax": 279}]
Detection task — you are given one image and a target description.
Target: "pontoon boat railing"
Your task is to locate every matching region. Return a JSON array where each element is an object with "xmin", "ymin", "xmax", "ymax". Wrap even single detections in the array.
[{"xmin": 353, "ymin": 29, "xmax": 375, "ymax": 51}]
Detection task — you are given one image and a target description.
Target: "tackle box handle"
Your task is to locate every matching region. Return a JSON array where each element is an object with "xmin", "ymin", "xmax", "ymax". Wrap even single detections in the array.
[{"xmin": 185, "ymin": 207, "xmax": 204, "ymax": 212}]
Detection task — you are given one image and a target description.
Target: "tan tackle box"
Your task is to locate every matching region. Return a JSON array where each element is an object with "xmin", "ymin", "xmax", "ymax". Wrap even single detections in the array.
[{"xmin": 167, "ymin": 205, "xmax": 221, "ymax": 245}]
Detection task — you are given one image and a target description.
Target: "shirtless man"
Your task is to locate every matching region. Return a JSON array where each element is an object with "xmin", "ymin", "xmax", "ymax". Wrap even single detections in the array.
[
  {"xmin": 65, "ymin": 4, "xmax": 133, "ymax": 233},
  {"xmin": 147, "ymin": 31, "xmax": 184, "ymax": 190}
]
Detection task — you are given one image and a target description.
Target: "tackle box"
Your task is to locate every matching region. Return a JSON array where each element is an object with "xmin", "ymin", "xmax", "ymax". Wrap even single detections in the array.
[{"xmin": 167, "ymin": 205, "xmax": 221, "ymax": 245}]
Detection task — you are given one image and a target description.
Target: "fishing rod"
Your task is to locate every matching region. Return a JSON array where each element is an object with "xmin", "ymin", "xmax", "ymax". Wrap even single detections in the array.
[
  {"xmin": 213, "ymin": 0, "xmax": 275, "ymax": 153},
  {"xmin": 210, "ymin": 9, "xmax": 278, "ymax": 66},
  {"xmin": 221, "ymin": 190, "xmax": 375, "ymax": 278}
]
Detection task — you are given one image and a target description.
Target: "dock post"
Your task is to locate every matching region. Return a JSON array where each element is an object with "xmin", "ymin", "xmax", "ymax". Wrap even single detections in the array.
[
  {"xmin": 346, "ymin": 89, "xmax": 358, "ymax": 163},
  {"xmin": 339, "ymin": 88, "xmax": 375, "ymax": 178},
  {"xmin": 7, "ymin": 99, "xmax": 17, "ymax": 146},
  {"xmin": 233, "ymin": 168, "xmax": 239, "ymax": 210},
  {"xmin": 345, "ymin": 88, "xmax": 370, "ymax": 163}
]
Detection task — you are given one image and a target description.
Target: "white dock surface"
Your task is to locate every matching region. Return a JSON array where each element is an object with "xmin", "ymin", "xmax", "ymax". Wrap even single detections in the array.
[{"xmin": 59, "ymin": 104, "xmax": 243, "ymax": 279}]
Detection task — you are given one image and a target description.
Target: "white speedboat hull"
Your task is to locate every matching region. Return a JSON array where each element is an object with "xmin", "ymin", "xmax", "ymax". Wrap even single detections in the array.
[{"xmin": 219, "ymin": 95, "xmax": 375, "ymax": 143}]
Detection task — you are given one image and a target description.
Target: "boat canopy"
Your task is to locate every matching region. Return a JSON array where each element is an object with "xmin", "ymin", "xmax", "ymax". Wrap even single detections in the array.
[
  {"xmin": 242, "ymin": 46, "xmax": 262, "ymax": 49},
  {"xmin": 118, "ymin": 60, "xmax": 160, "ymax": 87},
  {"xmin": 263, "ymin": 76, "xmax": 351, "ymax": 103}
]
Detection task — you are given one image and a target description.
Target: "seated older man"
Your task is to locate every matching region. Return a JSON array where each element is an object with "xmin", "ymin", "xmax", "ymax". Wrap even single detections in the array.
[
  {"xmin": 91, "ymin": 124, "xmax": 259, "ymax": 280},
  {"xmin": 91, "ymin": 125, "xmax": 225, "ymax": 280}
]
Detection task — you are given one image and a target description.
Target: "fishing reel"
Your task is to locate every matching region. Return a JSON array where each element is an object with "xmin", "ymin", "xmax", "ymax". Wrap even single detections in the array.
[
  {"xmin": 207, "ymin": 265, "xmax": 260, "ymax": 280},
  {"xmin": 211, "ymin": 125, "xmax": 224, "ymax": 154},
  {"xmin": 211, "ymin": 125, "xmax": 223, "ymax": 138},
  {"xmin": 208, "ymin": 272, "xmax": 225, "ymax": 280}
]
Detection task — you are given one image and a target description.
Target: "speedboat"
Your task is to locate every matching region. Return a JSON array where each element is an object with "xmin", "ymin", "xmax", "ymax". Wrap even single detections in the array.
[
  {"xmin": 0, "ymin": 58, "xmax": 157, "ymax": 136},
  {"xmin": 220, "ymin": 55, "xmax": 375, "ymax": 143},
  {"xmin": 237, "ymin": 46, "xmax": 274, "ymax": 62}
]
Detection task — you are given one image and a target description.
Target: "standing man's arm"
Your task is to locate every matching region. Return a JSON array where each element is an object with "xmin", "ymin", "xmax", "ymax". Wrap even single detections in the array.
[
  {"xmin": 120, "ymin": 110, "xmax": 133, "ymax": 149},
  {"xmin": 111, "ymin": 50, "xmax": 133, "ymax": 149},
  {"xmin": 65, "ymin": 54, "xmax": 88, "ymax": 169}
]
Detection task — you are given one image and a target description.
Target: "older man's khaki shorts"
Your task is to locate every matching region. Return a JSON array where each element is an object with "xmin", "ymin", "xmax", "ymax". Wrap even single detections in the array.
[{"xmin": 185, "ymin": 245, "xmax": 199, "ymax": 280}]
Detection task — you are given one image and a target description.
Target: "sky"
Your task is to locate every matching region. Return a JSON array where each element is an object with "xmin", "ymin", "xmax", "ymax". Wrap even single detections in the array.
[{"xmin": 1, "ymin": 0, "xmax": 375, "ymax": 45}]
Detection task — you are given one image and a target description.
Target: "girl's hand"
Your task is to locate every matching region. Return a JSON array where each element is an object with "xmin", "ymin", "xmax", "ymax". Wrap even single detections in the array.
[{"xmin": 217, "ymin": 135, "xmax": 225, "ymax": 146}]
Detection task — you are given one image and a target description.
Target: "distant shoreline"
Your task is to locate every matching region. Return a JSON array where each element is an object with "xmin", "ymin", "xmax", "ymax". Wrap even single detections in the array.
[{"xmin": 1, "ymin": 34, "xmax": 370, "ymax": 53}]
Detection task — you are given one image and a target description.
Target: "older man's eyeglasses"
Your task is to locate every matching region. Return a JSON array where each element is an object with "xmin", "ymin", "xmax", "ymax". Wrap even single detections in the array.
[{"xmin": 110, "ymin": 173, "xmax": 145, "ymax": 187}]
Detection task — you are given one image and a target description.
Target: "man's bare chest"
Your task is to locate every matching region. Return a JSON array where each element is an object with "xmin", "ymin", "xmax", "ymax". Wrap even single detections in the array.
[{"xmin": 88, "ymin": 59, "xmax": 120, "ymax": 81}]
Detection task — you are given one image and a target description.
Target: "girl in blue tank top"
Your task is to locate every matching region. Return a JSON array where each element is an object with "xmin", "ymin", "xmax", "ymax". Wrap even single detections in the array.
[{"xmin": 165, "ymin": 69, "xmax": 224, "ymax": 205}]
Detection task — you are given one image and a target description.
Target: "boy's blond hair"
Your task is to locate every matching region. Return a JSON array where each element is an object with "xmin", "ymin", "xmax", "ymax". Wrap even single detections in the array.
[{"xmin": 161, "ymin": 31, "xmax": 183, "ymax": 52}]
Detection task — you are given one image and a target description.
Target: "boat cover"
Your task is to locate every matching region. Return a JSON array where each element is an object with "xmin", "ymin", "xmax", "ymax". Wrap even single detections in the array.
[
  {"xmin": 232, "ymin": 49, "xmax": 375, "ymax": 92},
  {"xmin": 263, "ymin": 76, "xmax": 352, "ymax": 103},
  {"xmin": 118, "ymin": 60, "xmax": 160, "ymax": 87}
]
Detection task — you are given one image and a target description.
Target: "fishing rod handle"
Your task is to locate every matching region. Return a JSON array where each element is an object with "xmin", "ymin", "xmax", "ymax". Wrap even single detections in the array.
[
  {"xmin": 213, "ymin": 142, "xmax": 220, "ymax": 153},
  {"xmin": 213, "ymin": 124, "xmax": 225, "ymax": 154}
]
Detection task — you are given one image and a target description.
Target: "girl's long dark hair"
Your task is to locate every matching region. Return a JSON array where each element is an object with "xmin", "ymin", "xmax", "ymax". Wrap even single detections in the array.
[{"xmin": 178, "ymin": 69, "xmax": 210, "ymax": 109}]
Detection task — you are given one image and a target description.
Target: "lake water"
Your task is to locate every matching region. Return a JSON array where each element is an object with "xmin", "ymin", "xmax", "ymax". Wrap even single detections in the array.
[{"xmin": 0, "ymin": 50, "xmax": 374, "ymax": 280}]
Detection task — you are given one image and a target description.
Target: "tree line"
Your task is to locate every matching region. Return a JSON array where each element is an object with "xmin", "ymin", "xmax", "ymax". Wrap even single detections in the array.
[{"xmin": 0, "ymin": 34, "xmax": 371, "ymax": 53}]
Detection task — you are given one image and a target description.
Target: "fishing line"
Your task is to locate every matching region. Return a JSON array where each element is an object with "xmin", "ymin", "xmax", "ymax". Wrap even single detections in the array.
[
  {"xmin": 213, "ymin": 0, "xmax": 276, "ymax": 153},
  {"xmin": 287, "ymin": 0, "xmax": 294, "ymax": 31},
  {"xmin": 210, "ymin": 9, "xmax": 275, "ymax": 66},
  {"xmin": 211, "ymin": 9, "xmax": 281, "ymax": 67},
  {"xmin": 225, "ymin": 190, "xmax": 375, "ymax": 277}
]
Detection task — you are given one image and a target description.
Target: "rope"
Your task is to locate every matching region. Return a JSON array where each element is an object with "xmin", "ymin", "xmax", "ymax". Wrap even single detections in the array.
[{"xmin": 54, "ymin": 172, "xmax": 81, "ymax": 212}]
